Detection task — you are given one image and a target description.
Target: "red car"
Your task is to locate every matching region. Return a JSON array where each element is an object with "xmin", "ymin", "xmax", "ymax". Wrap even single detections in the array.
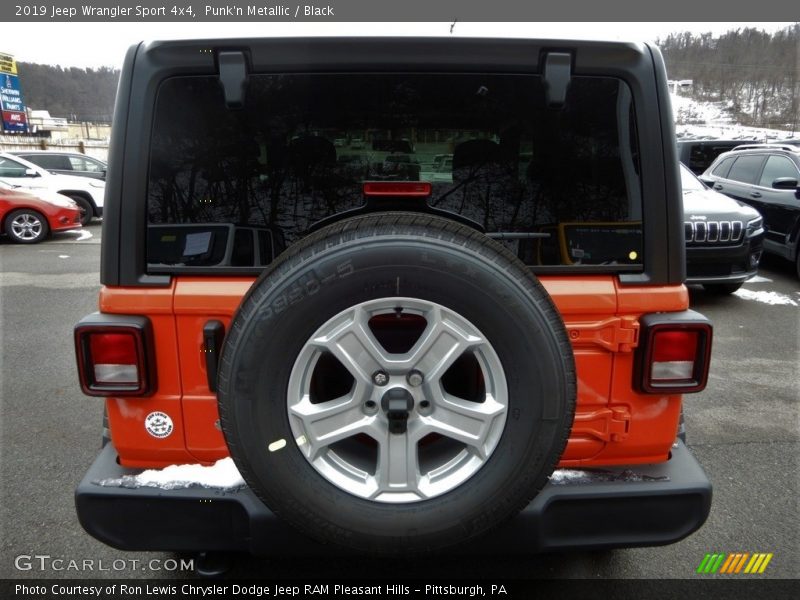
[{"xmin": 0, "ymin": 182, "xmax": 82, "ymax": 244}]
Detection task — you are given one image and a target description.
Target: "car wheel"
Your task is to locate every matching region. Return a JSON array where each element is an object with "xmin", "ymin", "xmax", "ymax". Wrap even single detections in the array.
[
  {"xmin": 67, "ymin": 195, "xmax": 94, "ymax": 226},
  {"xmin": 217, "ymin": 213, "xmax": 576, "ymax": 554},
  {"xmin": 4, "ymin": 209, "xmax": 50, "ymax": 244},
  {"xmin": 703, "ymin": 283, "xmax": 743, "ymax": 295}
]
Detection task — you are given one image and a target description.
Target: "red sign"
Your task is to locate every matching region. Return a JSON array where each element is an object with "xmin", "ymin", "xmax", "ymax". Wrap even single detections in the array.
[
  {"xmin": 2, "ymin": 109, "xmax": 27, "ymax": 132},
  {"xmin": 2, "ymin": 110, "xmax": 27, "ymax": 123}
]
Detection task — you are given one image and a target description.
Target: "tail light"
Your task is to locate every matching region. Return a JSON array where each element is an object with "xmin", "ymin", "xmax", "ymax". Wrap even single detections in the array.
[
  {"xmin": 363, "ymin": 181, "xmax": 432, "ymax": 198},
  {"xmin": 636, "ymin": 311, "xmax": 712, "ymax": 394},
  {"xmin": 75, "ymin": 314, "xmax": 155, "ymax": 396}
]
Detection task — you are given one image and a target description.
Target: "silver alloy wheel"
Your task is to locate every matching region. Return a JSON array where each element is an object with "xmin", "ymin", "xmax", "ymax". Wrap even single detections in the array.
[
  {"xmin": 10, "ymin": 213, "xmax": 44, "ymax": 241},
  {"xmin": 287, "ymin": 297, "xmax": 508, "ymax": 503}
]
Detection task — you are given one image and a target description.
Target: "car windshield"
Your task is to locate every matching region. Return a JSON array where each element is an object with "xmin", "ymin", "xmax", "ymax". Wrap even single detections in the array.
[
  {"xmin": 680, "ymin": 164, "xmax": 706, "ymax": 192},
  {"xmin": 147, "ymin": 72, "xmax": 644, "ymax": 269}
]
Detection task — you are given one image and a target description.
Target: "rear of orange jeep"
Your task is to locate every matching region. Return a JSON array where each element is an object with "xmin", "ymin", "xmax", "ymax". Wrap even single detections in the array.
[{"xmin": 74, "ymin": 38, "xmax": 712, "ymax": 555}]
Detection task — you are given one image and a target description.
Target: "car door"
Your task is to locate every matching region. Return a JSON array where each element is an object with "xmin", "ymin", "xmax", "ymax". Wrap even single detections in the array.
[
  {"xmin": 19, "ymin": 153, "xmax": 72, "ymax": 175},
  {"xmin": 67, "ymin": 155, "xmax": 107, "ymax": 180},
  {"xmin": 753, "ymin": 154, "xmax": 800, "ymax": 258}
]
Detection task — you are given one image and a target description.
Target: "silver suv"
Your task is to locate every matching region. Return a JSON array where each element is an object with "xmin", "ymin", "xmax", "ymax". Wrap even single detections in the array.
[{"xmin": 10, "ymin": 150, "xmax": 107, "ymax": 181}]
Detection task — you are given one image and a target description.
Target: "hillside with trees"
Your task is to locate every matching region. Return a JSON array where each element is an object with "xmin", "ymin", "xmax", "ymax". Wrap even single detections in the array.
[
  {"xmin": 660, "ymin": 24, "xmax": 799, "ymax": 131},
  {"xmin": 16, "ymin": 62, "xmax": 119, "ymax": 123},
  {"xmin": 10, "ymin": 26, "xmax": 799, "ymax": 131}
]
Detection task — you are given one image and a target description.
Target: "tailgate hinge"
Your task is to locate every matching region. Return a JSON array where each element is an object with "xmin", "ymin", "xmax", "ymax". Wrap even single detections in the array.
[
  {"xmin": 567, "ymin": 316, "xmax": 640, "ymax": 353},
  {"xmin": 572, "ymin": 406, "xmax": 631, "ymax": 443},
  {"xmin": 217, "ymin": 50, "xmax": 249, "ymax": 109}
]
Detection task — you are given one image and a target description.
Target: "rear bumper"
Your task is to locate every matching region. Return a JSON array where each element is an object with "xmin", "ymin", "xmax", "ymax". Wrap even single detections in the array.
[{"xmin": 76, "ymin": 441, "xmax": 711, "ymax": 555}]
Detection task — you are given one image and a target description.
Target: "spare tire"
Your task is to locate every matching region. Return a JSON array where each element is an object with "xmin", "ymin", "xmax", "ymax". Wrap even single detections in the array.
[{"xmin": 217, "ymin": 213, "xmax": 575, "ymax": 553}]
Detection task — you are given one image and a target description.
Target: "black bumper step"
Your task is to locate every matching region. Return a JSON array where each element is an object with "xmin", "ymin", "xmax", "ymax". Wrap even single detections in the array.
[{"xmin": 76, "ymin": 441, "xmax": 711, "ymax": 555}]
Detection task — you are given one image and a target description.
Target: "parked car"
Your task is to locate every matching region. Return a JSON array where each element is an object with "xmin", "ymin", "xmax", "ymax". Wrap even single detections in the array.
[
  {"xmin": 676, "ymin": 139, "xmax": 757, "ymax": 175},
  {"xmin": 0, "ymin": 181, "xmax": 81, "ymax": 244},
  {"xmin": 10, "ymin": 150, "xmax": 107, "ymax": 181},
  {"xmin": 700, "ymin": 146, "xmax": 800, "ymax": 279},
  {"xmin": 0, "ymin": 153, "xmax": 105, "ymax": 226},
  {"xmin": 380, "ymin": 153, "xmax": 421, "ymax": 179},
  {"xmin": 681, "ymin": 163, "xmax": 764, "ymax": 293}
]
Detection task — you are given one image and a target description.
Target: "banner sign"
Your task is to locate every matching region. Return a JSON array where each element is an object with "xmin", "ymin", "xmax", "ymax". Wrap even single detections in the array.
[
  {"xmin": 0, "ymin": 52, "xmax": 18, "ymax": 75},
  {"xmin": 1, "ymin": 109, "xmax": 28, "ymax": 132},
  {"xmin": 0, "ymin": 67, "xmax": 28, "ymax": 132}
]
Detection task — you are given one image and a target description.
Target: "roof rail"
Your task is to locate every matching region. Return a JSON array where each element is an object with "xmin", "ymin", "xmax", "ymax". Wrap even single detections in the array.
[{"xmin": 732, "ymin": 143, "xmax": 799, "ymax": 152}]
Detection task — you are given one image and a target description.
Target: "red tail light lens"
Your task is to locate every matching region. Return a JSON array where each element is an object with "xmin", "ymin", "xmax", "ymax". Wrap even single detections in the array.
[
  {"xmin": 363, "ymin": 182, "xmax": 432, "ymax": 197},
  {"xmin": 651, "ymin": 330, "xmax": 699, "ymax": 383},
  {"xmin": 75, "ymin": 319, "xmax": 154, "ymax": 396},
  {"xmin": 637, "ymin": 318, "xmax": 712, "ymax": 394},
  {"xmin": 89, "ymin": 333, "xmax": 139, "ymax": 384}
]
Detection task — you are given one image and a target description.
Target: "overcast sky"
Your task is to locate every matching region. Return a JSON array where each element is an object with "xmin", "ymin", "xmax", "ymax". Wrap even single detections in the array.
[{"xmin": 2, "ymin": 22, "xmax": 796, "ymax": 69}]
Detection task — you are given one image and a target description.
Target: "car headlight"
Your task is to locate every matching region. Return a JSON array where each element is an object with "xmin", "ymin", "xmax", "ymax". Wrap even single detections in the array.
[
  {"xmin": 88, "ymin": 180, "xmax": 105, "ymax": 188},
  {"xmin": 746, "ymin": 216, "xmax": 763, "ymax": 236}
]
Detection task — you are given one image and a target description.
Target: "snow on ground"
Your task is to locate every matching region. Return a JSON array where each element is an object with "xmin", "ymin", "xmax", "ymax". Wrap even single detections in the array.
[
  {"xmin": 549, "ymin": 469, "xmax": 669, "ymax": 485},
  {"xmin": 95, "ymin": 457, "xmax": 245, "ymax": 490},
  {"xmin": 671, "ymin": 93, "xmax": 798, "ymax": 142},
  {"xmin": 733, "ymin": 289, "xmax": 799, "ymax": 307}
]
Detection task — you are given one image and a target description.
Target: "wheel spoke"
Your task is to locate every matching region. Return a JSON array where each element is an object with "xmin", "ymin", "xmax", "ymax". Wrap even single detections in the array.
[
  {"xmin": 290, "ymin": 385, "xmax": 374, "ymax": 459},
  {"xmin": 310, "ymin": 306, "xmax": 388, "ymax": 383},
  {"xmin": 406, "ymin": 306, "xmax": 482, "ymax": 379},
  {"xmin": 375, "ymin": 427, "xmax": 421, "ymax": 496},
  {"xmin": 422, "ymin": 391, "xmax": 506, "ymax": 459}
]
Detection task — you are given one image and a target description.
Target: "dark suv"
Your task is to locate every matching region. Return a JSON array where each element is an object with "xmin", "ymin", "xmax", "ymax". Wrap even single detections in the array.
[
  {"xmin": 681, "ymin": 164, "xmax": 764, "ymax": 293},
  {"xmin": 701, "ymin": 145, "xmax": 800, "ymax": 278}
]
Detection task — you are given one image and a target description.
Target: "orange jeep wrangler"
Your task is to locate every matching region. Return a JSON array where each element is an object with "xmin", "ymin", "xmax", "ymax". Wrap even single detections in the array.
[{"xmin": 74, "ymin": 37, "xmax": 713, "ymax": 557}]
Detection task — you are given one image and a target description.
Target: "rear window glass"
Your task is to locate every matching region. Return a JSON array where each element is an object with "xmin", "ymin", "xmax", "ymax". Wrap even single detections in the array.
[{"xmin": 147, "ymin": 73, "xmax": 643, "ymax": 271}]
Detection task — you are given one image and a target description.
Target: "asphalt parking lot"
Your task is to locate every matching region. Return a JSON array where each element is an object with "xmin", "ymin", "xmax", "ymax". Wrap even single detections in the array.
[{"xmin": 0, "ymin": 223, "xmax": 798, "ymax": 582}]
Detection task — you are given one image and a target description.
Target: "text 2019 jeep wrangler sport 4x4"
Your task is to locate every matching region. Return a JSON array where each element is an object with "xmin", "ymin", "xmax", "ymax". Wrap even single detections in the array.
[{"xmin": 74, "ymin": 37, "xmax": 712, "ymax": 556}]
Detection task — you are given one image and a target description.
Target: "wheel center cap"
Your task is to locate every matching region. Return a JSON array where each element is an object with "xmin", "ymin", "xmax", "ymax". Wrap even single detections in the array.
[{"xmin": 380, "ymin": 387, "xmax": 414, "ymax": 435}]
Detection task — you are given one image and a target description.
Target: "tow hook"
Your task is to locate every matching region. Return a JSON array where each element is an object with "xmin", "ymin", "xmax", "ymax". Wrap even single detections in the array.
[{"xmin": 381, "ymin": 388, "xmax": 414, "ymax": 434}]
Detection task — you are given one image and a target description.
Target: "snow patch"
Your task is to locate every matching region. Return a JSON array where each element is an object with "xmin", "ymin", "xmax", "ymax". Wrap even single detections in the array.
[
  {"xmin": 671, "ymin": 93, "xmax": 799, "ymax": 142},
  {"xmin": 94, "ymin": 457, "xmax": 245, "ymax": 491},
  {"xmin": 745, "ymin": 275, "xmax": 773, "ymax": 284},
  {"xmin": 549, "ymin": 469, "xmax": 668, "ymax": 485},
  {"xmin": 65, "ymin": 228, "xmax": 93, "ymax": 241},
  {"xmin": 733, "ymin": 289, "xmax": 798, "ymax": 306}
]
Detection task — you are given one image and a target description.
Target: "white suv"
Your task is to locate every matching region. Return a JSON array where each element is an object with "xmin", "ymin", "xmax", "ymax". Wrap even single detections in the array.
[{"xmin": 0, "ymin": 152, "xmax": 105, "ymax": 226}]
